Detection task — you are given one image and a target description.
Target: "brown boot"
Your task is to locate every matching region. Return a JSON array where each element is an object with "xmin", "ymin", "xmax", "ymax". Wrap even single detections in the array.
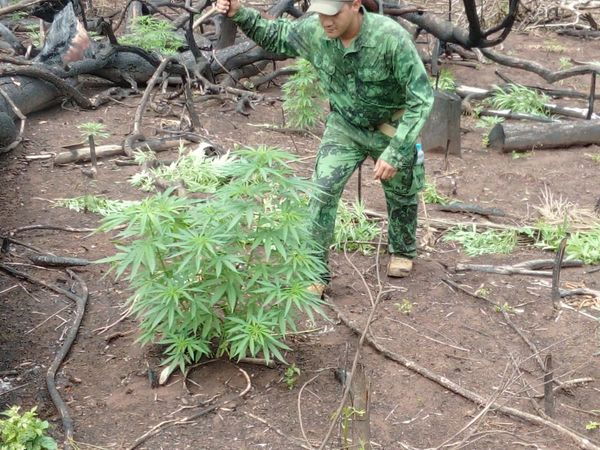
[
  {"xmin": 307, "ymin": 283, "xmax": 327, "ymax": 298},
  {"xmin": 387, "ymin": 255, "xmax": 413, "ymax": 278}
]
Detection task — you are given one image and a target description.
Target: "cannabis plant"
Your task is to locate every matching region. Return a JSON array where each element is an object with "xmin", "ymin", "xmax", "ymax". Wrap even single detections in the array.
[
  {"xmin": 422, "ymin": 181, "xmax": 449, "ymax": 205},
  {"xmin": 443, "ymin": 226, "xmax": 518, "ymax": 256},
  {"xmin": 99, "ymin": 146, "xmax": 327, "ymax": 373},
  {"xmin": 431, "ymin": 68, "xmax": 456, "ymax": 92},
  {"xmin": 78, "ymin": 122, "xmax": 110, "ymax": 174},
  {"xmin": 334, "ymin": 200, "xmax": 380, "ymax": 255},
  {"xmin": 282, "ymin": 59, "xmax": 326, "ymax": 129},
  {"xmin": 119, "ymin": 16, "xmax": 185, "ymax": 55},
  {"xmin": 0, "ymin": 406, "xmax": 57, "ymax": 450},
  {"xmin": 488, "ymin": 84, "xmax": 549, "ymax": 117}
]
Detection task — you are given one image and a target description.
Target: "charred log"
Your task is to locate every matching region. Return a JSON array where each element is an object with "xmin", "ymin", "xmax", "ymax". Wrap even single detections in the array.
[{"xmin": 489, "ymin": 121, "xmax": 600, "ymax": 152}]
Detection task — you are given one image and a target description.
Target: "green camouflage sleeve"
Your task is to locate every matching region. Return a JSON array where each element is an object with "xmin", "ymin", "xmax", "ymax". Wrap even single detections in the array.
[
  {"xmin": 231, "ymin": 7, "xmax": 315, "ymax": 59},
  {"xmin": 379, "ymin": 34, "xmax": 433, "ymax": 169}
]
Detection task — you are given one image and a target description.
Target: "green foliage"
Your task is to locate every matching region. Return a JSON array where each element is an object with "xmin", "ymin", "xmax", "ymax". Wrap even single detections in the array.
[
  {"xmin": 0, "ymin": 406, "xmax": 57, "ymax": 450},
  {"xmin": 559, "ymin": 57, "xmax": 573, "ymax": 70},
  {"xmin": 475, "ymin": 115, "xmax": 504, "ymax": 147},
  {"xmin": 340, "ymin": 406, "xmax": 366, "ymax": 447},
  {"xmin": 586, "ymin": 421, "xmax": 599, "ymax": 431},
  {"xmin": 495, "ymin": 302, "xmax": 515, "ymax": 314},
  {"xmin": 25, "ymin": 25, "xmax": 42, "ymax": 47},
  {"xmin": 543, "ymin": 40, "xmax": 566, "ymax": 53},
  {"xmin": 511, "ymin": 151, "xmax": 533, "ymax": 159},
  {"xmin": 77, "ymin": 122, "xmax": 109, "ymax": 140},
  {"xmin": 282, "ymin": 59, "xmax": 326, "ymax": 129},
  {"xmin": 422, "ymin": 181, "xmax": 449, "ymax": 205},
  {"xmin": 430, "ymin": 68, "xmax": 456, "ymax": 92},
  {"xmin": 119, "ymin": 16, "xmax": 185, "ymax": 55},
  {"xmin": 131, "ymin": 147, "xmax": 236, "ymax": 193},
  {"xmin": 587, "ymin": 153, "xmax": 600, "ymax": 164},
  {"xmin": 443, "ymin": 226, "xmax": 518, "ymax": 256},
  {"xmin": 98, "ymin": 146, "xmax": 327, "ymax": 373},
  {"xmin": 567, "ymin": 228, "xmax": 600, "ymax": 264},
  {"xmin": 527, "ymin": 219, "xmax": 569, "ymax": 251},
  {"xmin": 395, "ymin": 299, "xmax": 413, "ymax": 315},
  {"xmin": 284, "ymin": 363, "xmax": 301, "ymax": 389},
  {"xmin": 488, "ymin": 84, "xmax": 549, "ymax": 116},
  {"xmin": 334, "ymin": 200, "xmax": 380, "ymax": 255},
  {"xmin": 54, "ymin": 195, "xmax": 135, "ymax": 216}
]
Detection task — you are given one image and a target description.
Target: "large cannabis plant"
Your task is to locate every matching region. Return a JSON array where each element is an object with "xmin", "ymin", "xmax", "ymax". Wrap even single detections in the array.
[{"xmin": 99, "ymin": 146, "xmax": 327, "ymax": 373}]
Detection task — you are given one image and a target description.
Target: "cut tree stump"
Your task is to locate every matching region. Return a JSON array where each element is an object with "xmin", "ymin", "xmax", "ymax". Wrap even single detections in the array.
[
  {"xmin": 421, "ymin": 90, "xmax": 462, "ymax": 157},
  {"xmin": 347, "ymin": 363, "xmax": 371, "ymax": 450},
  {"xmin": 489, "ymin": 120, "xmax": 600, "ymax": 152}
]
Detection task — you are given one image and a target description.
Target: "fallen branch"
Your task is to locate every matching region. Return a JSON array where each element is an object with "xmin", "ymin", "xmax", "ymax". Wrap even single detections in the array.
[
  {"xmin": 54, "ymin": 144, "xmax": 123, "ymax": 165},
  {"xmin": 132, "ymin": 56, "xmax": 177, "ymax": 135},
  {"xmin": 28, "ymin": 254, "xmax": 90, "ymax": 267},
  {"xmin": 11, "ymin": 225, "xmax": 96, "ymax": 235},
  {"xmin": 330, "ymin": 301, "xmax": 600, "ymax": 450},
  {"xmin": 455, "ymin": 259, "xmax": 582, "ymax": 277},
  {"xmin": 0, "ymin": 263, "xmax": 88, "ymax": 449},
  {"xmin": 438, "ymin": 202, "xmax": 507, "ymax": 217}
]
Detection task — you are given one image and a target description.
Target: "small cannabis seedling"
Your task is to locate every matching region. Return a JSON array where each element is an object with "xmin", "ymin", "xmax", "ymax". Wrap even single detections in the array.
[
  {"xmin": 0, "ymin": 406, "xmax": 57, "ymax": 450},
  {"xmin": 395, "ymin": 299, "xmax": 413, "ymax": 315},
  {"xmin": 284, "ymin": 364, "xmax": 301, "ymax": 390},
  {"xmin": 78, "ymin": 122, "xmax": 109, "ymax": 175}
]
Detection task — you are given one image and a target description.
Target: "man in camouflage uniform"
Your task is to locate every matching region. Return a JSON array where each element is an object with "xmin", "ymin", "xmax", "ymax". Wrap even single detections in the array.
[{"xmin": 216, "ymin": 0, "xmax": 433, "ymax": 291}]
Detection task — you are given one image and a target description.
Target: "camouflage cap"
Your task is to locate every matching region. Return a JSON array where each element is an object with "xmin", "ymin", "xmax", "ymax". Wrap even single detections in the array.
[{"xmin": 307, "ymin": 0, "xmax": 353, "ymax": 15}]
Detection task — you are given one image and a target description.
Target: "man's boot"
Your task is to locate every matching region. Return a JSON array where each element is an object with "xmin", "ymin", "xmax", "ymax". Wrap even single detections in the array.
[
  {"xmin": 387, "ymin": 255, "xmax": 413, "ymax": 278},
  {"xmin": 307, "ymin": 283, "xmax": 326, "ymax": 298}
]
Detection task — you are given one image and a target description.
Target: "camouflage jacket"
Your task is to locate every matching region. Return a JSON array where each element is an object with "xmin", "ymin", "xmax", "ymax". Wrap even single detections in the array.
[{"xmin": 232, "ymin": 7, "xmax": 433, "ymax": 168}]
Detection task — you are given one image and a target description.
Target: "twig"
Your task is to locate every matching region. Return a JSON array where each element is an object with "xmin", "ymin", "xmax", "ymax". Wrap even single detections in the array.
[
  {"xmin": 133, "ymin": 57, "xmax": 177, "ymax": 135},
  {"xmin": 243, "ymin": 411, "xmax": 312, "ymax": 449},
  {"xmin": 552, "ymin": 238, "xmax": 568, "ymax": 310},
  {"xmin": 1, "ymin": 235, "xmax": 45, "ymax": 254},
  {"xmin": 298, "ymin": 372, "xmax": 323, "ymax": 449},
  {"xmin": 385, "ymin": 317, "xmax": 470, "ymax": 353},
  {"xmin": 11, "ymin": 224, "xmax": 96, "ymax": 235},
  {"xmin": 544, "ymin": 354, "xmax": 555, "ymax": 417},
  {"xmin": 93, "ymin": 304, "xmax": 134, "ymax": 334},
  {"xmin": 26, "ymin": 304, "xmax": 71, "ymax": 334},
  {"xmin": 0, "ymin": 382, "xmax": 30, "ymax": 396},
  {"xmin": 0, "ymin": 0, "xmax": 45, "ymax": 17}
]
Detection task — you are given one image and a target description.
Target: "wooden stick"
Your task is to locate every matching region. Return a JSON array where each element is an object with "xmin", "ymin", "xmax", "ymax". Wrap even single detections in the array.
[
  {"xmin": 552, "ymin": 238, "xmax": 568, "ymax": 310},
  {"xmin": 544, "ymin": 354, "xmax": 555, "ymax": 417},
  {"xmin": 192, "ymin": 5, "xmax": 219, "ymax": 29}
]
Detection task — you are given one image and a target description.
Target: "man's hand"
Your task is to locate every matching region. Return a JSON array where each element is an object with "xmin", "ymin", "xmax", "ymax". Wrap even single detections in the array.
[
  {"xmin": 216, "ymin": 0, "xmax": 241, "ymax": 17},
  {"xmin": 374, "ymin": 158, "xmax": 397, "ymax": 181}
]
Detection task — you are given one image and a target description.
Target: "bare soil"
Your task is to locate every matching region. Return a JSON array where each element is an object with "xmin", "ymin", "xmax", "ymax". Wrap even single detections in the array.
[{"xmin": 1, "ymin": 28, "xmax": 600, "ymax": 450}]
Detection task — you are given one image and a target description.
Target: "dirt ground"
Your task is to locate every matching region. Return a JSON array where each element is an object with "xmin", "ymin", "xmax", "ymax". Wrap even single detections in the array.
[{"xmin": 1, "ymin": 18, "xmax": 600, "ymax": 450}]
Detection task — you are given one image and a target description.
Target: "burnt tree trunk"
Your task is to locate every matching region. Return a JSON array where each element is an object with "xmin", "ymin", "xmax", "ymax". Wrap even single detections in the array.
[{"xmin": 488, "ymin": 121, "xmax": 600, "ymax": 152}]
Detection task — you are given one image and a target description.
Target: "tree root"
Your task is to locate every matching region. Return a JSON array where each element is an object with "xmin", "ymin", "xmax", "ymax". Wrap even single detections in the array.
[
  {"xmin": 0, "ymin": 264, "xmax": 89, "ymax": 450},
  {"xmin": 329, "ymin": 301, "xmax": 600, "ymax": 450}
]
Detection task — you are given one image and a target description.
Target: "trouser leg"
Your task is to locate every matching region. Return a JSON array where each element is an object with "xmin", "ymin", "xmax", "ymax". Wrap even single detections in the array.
[{"xmin": 308, "ymin": 117, "xmax": 366, "ymax": 280}]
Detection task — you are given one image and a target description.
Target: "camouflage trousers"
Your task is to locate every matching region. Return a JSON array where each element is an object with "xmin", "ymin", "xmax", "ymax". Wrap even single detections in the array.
[{"xmin": 308, "ymin": 112, "xmax": 424, "ymax": 278}]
